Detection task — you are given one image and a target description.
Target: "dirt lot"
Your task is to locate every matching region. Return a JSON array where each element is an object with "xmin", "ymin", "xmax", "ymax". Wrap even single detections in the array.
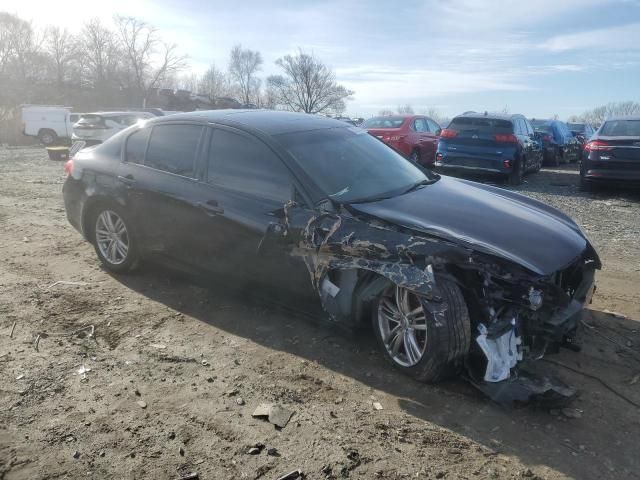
[{"xmin": 1, "ymin": 147, "xmax": 639, "ymax": 480}]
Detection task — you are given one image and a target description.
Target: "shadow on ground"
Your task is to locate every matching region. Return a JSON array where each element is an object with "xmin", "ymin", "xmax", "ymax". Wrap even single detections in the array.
[{"xmin": 112, "ymin": 264, "xmax": 640, "ymax": 480}]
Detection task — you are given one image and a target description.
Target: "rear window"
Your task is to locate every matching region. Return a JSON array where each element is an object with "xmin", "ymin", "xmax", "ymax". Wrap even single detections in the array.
[
  {"xmin": 362, "ymin": 117, "xmax": 406, "ymax": 129},
  {"xmin": 600, "ymin": 120, "xmax": 640, "ymax": 137},
  {"xmin": 531, "ymin": 122, "xmax": 552, "ymax": 134},
  {"xmin": 567, "ymin": 123, "xmax": 585, "ymax": 132},
  {"xmin": 449, "ymin": 117, "xmax": 513, "ymax": 132},
  {"xmin": 76, "ymin": 115, "xmax": 106, "ymax": 127}
]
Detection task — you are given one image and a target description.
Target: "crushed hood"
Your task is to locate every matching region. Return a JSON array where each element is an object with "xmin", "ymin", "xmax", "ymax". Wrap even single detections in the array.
[{"xmin": 349, "ymin": 176, "xmax": 589, "ymax": 275}]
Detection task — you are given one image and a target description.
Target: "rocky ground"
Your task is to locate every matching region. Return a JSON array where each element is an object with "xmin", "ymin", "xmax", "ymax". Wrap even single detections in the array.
[{"xmin": 1, "ymin": 147, "xmax": 639, "ymax": 480}]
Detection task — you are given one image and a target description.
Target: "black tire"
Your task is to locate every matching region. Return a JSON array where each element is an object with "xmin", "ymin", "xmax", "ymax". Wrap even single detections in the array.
[
  {"xmin": 508, "ymin": 158, "xmax": 523, "ymax": 185},
  {"xmin": 89, "ymin": 203, "xmax": 140, "ymax": 273},
  {"xmin": 372, "ymin": 277, "xmax": 470, "ymax": 383},
  {"xmin": 579, "ymin": 164, "xmax": 593, "ymax": 192},
  {"xmin": 38, "ymin": 129, "xmax": 57, "ymax": 146}
]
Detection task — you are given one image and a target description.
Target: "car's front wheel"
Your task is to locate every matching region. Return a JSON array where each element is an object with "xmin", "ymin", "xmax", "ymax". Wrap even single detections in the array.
[
  {"xmin": 91, "ymin": 205, "xmax": 139, "ymax": 273},
  {"xmin": 372, "ymin": 278, "xmax": 470, "ymax": 383}
]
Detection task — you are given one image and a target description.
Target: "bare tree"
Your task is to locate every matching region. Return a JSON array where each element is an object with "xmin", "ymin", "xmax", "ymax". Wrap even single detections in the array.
[
  {"xmin": 81, "ymin": 18, "xmax": 121, "ymax": 87},
  {"xmin": 199, "ymin": 63, "xmax": 231, "ymax": 102},
  {"xmin": 571, "ymin": 101, "xmax": 640, "ymax": 127},
  {"xmin": 45, "ymin": 26, "xmax": 77, "ymax": 87},
  {"xmin": 396, "ymin": 104, "xmax": 414, "ymax": 114},
  {"xmin": 228, "ymin": 44, "xmax": 262, "ymax": 105},
  {"xmin": 267, "ymin": 50, "xmax": 353, "ymax": 114},
  {"xmin": 114, "ymin": 15, "xmax": 188, "ymax": 106}
]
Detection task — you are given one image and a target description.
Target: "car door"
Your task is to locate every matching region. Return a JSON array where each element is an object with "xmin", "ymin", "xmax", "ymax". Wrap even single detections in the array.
[
  {"xmin": 425, "ymin": 118, "xmax": 441, "ymax": 165},
  {"xmin": 195, "ymin": 125, "xmax": 317, "ymax": 300},
  {"xmin": 412, "ymin": 118, "xmax": 430, "ymax": 163},
  {"xmin": 116, "ymin": 122, "xmax": 207, "ymax": 260}
]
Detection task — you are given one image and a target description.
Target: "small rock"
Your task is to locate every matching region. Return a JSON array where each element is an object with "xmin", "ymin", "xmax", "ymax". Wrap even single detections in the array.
[
  {"xmin": 179, "ymin": 446, "xmax": 185, "ymax": 456},
  {"xmin": 373, "ymin": 402, "xmax": 383, "ymax": 411},
  {"xmin": 334, "ymin": 397, "xmax": 344, "ymax": 404},
  {"xmin": 168, "ymin": 431, "xmax": 176, "ymax": 440},
  {"xmin": 435, "ymin": 472, "xmax": 446, "ymax": 479},
  {"xmin": 136, "ymin": 400, "xmax": 147, "ymax": 409},
  {"xmin": 561, "ymin": 407, "xmax": 583, "ymax": 419},
  {"xmin": 201, "ymin": 360, "xmax": 209, "ymax": 366},
  {"xmin": 206, "ymin": 376, "xmax": 215, "ymax": 383},
  {"xmin": 236, "ymin": 397, "xmax": 245, "ymax": 406},
  {"xmin": 248, "ymin": 447, "xmax": 261, "ymax": 455},
  {"xmin": 99, "ymin": 451, "xmax": 105, "ymax": 457},
  {"xmin": 522, "ymin": 468, "xmax": 534, "ymax": 477},
  {"xmin": 267, "ymin": 447, "xmax": 280, "ymax": 457},
  {"xmin": 73, "ymin": 450, "xmax": 81, "ymax": 459},
  {"xmin": 134, "ymin": 389, "xmax": 141, "ymax": 396}
]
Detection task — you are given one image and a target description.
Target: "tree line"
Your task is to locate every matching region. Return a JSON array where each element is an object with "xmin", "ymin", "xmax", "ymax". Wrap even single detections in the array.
[
  {"xmin": 0, "ymin": 11, "xmax": 353, "ymax": 143},
  {"xmin": 568, "ymin": 101, "xmax": 640, "ymax": 127}
]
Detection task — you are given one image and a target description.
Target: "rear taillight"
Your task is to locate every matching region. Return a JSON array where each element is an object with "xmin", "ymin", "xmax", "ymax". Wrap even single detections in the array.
[
  {"xmin": 439, "ymin": 128, "xmax": 458, "ymax": 138},
  {"xmin": 64, "ymin": 159, "xmax": 74, "ymax": 176},
  {"xmin": 494, "ymin": 134, "xmax": 518, "ymax": 143},
  {"xmin": 584, "ymin": 140, "xmax": 612, "ymax": 152}
]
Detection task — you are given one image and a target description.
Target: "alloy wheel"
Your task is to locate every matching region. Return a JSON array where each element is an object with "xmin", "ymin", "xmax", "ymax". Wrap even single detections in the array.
[
  {"xmin": 377, "ymin": 285, "xmax": 428, "ymax": 367},
  {"xmin": 95, "ymin": 210, "xmax": 129, "ymax": 265}
]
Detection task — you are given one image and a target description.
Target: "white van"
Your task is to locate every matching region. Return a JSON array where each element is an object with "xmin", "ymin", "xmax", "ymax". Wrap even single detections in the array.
[{"xmin": 21, "ymin": 105, "xmax": 75, "ymax": 145}]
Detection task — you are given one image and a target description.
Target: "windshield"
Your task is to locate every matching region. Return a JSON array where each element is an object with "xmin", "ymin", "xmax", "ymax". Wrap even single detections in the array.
[
  {"xmin": 600, "ymin": 120, "xmax": 640, "ymax": 136},
  {"xmin": 275, "ymin": 127, "xmax": 431, "ymax": 203},
  {"xmin": 362, "ymin": 116, "xmax": 406, "ymax": 129}
]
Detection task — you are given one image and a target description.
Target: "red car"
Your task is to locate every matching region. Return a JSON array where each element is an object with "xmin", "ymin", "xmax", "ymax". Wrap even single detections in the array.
[{"xmin": 363, "ymin": 115, "xmax": 441, "ymax": 166}]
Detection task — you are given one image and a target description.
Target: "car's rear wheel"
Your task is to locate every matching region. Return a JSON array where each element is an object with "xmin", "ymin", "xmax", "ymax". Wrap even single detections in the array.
[
  {"xmin": 91, "ymin": 205, "xmax": 139, "ymax": 273},
  {"xmin": 38, "ymin": 129, "xmax": 57, "ymax": 146},
  {"xmin": 372, "ymin": 279, "xmax": 470, "ymax": 383},
  {"xmin": 508, "ymin": 158, "xmax": 523, "ymax": 185}
]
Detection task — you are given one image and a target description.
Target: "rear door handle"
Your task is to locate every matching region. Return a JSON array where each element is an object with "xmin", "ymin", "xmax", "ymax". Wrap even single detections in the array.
[
  {"xmin": 117, "ymin": 174, "xmax": 136, "ymax": 186},
  {"xmin": 197, "ymin": 200, "xmax": 224, "ymax": 216}
]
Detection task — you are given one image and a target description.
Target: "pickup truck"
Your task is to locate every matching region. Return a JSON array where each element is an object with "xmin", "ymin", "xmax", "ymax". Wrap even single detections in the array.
[{"xmin": 21, "ymin": 105, "xmax": 77, "ymax": 145}]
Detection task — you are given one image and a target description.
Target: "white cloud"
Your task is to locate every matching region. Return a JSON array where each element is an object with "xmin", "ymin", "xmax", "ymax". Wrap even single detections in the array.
[{"xmin": 542, "ymin": 22, "xmax": 640, "ymax": 52}]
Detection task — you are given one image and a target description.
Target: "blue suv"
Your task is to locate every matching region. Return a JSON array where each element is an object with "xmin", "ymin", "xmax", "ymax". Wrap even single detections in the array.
[{"xmin": 435, "ymin": 113, "xmax": 543, "ymax": 185}]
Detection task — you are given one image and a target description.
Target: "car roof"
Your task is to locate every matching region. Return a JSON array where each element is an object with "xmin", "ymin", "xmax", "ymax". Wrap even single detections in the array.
[
  {"xmin": 604, "ymin": 115, "xmax": 640, "ymax": 122},
  {"xmin": 151, "ymin": 109, "xmax": 351, "ymax": 135},
  {"xmin": 456, "ymin": 112, "xmax": 520, "ymax": 121}
]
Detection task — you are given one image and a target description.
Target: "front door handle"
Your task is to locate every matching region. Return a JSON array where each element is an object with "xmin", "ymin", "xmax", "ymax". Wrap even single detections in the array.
[
  {"xmin": 117, "ymin": 174, "xmax": 136, "ymax": 186},
  {"xmin": 197, "ymin": 200, "xmax": 224, "ymax": 216}
]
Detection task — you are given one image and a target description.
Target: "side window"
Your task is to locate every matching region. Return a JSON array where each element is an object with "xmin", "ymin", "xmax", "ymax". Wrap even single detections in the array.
[
  {"xmin": 125, "ymin": 128, "xmax": 151, "ymax": 165},
  {"xmin": 146, "ymin": 124, "xmax": 203, "ymax": 177},
  {"xmin": 207, "ymin": 128, "xmax": 292, "ymax": 203},
  {"xmin": 512, "ymin": 120, "xmax": 522, "ymax": 135},
  {"xmin": 414, "ymin": 118, "xmax": 428, "ymax": 132},
  {"xmin": 427, "ymin": 119, "xmax": 440, "ymax": 133},
  {"xmin": 524, "ymin": 120, "xmax": 534, "ymax": 136}
]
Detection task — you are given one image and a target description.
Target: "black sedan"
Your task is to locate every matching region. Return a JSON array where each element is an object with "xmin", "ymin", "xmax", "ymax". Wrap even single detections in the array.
[
  {"xmin": 63, "ymin": 110, "xmax": 600, "ymax": 401},
  {"xmin": 580, "ymin": 116, "xmax": 640, "ymax": 191}
]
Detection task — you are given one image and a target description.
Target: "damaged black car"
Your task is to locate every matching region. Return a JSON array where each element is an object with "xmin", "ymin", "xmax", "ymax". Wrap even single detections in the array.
[{"xmin": 62, "ymin": 110, "xmax": 600, "ymax": 402}]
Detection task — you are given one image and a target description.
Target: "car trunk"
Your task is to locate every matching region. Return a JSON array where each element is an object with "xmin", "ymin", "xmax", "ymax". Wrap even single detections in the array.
[
  {"xmin": 593, "ymin": 136, "xmax": 640, "ymax": 171},
  {"xmin": 442, "ymin": 118, "xmax": 514, "ymax": 165}
]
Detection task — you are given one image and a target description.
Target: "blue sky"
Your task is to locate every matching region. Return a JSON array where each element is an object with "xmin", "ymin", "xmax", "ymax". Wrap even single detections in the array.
[{"xmin": 10, "ymin": 0, "xmax": 640, "ymax": 118}]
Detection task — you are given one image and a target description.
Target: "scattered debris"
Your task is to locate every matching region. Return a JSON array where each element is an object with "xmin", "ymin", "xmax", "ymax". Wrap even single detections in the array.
[
  {"xmin": 252, "ymin": 403, "xmax": 294, "ymax": 428},
  {"xmin": 175, "ymin": 473, "xmax": 198, "ymax": 480},
  {"xmin": 168, "ymin": 431, "xmax": 176, "ymax": 440},
  {"xmin": 34, "ymin": 333, "xmax": 41, "ymax": 352},
  {"xmin": 73, "ymin": 450, "xmax": 80, "ymax": 459},
  {"xmin": 247, "ymin": 443, "xmax": 264, "ymax": 455},
  {"xmin": 373, "ymin": 402, "xmax": 384, "ymax": 411},
  {"xmin": 267, "ymin": 447, "xmax": 280, "ymax": 457},
  {"xmin": 179, "ymin": 446, "xmax": 185, "ymax": 456},
  {"xmin": 15, "ymin": 374, "xmax": 24, "ymax": 380},
  {"xmin": 150, "ymin": 343, "xmax": 167, "ymax": 349},
  {"xmin": 46, "ymin": 280, "xmax": 90, "ymax": 289},
  {"xmin": 236, "ymin": 397, "xmax": 245, "ymax": 406},
  {"xmin": 561, "ymin": 408, "xmax": 583, "ymax": 419},
  {"xmin": 10, "ymin": 321, "xmax": 16, "ymax": 338},
  {"xmin": 136, "ymin": 400, "xmax": 147, "ymax": 409},
  {"xmin": 603, "ymin": 310, "xmax": 627, "ymax": 319},
  {"xmin": 276, "ymin": 469, "xmax": 304, "ymax": 480}
]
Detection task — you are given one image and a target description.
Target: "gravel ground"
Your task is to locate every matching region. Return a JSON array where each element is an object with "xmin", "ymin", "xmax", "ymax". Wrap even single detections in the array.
[{"xmin": 1, "ymin": 148, "xmax": 639, "ymax": 480}]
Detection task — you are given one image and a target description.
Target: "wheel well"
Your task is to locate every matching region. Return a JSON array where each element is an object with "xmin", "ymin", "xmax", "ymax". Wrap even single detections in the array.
[{"xmin": 80, "ymin": 197, "xmax": 116, "ymax": 243}]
